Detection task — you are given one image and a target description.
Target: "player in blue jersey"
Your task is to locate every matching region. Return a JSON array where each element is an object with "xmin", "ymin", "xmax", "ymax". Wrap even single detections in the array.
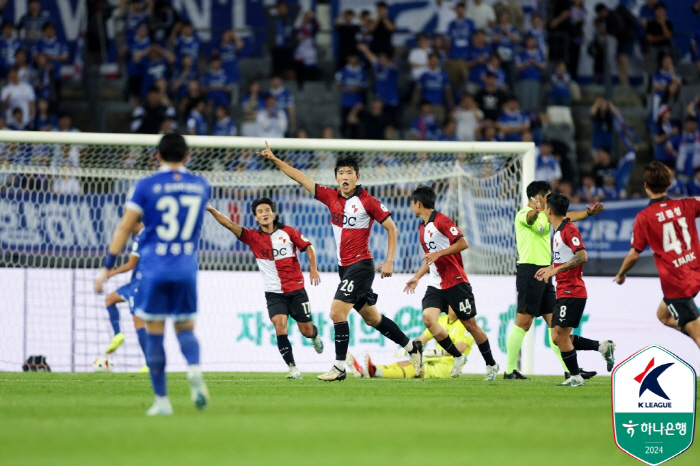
[
  {"xmin": 95, "ymin": 133, "xmax": 210, "ymax": 416},
  {"xmin": 96, "ymin": 224, "xmax": 148, "ymax": 373}
]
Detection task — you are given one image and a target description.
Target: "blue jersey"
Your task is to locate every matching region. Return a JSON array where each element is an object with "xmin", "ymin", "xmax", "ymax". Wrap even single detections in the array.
[
  {"xmin": 213, "ymin": 117, "xmax": 237, "ymax": 136},
  {"xmin": 35, "ymin": 113, "xmax": 58, "ymax": 131},
  {"xmin": 601, "ymin": 185, "xmax": 623, "ymax": 201},
  {"xmin": 653, "ymin": 69, "xmax": 681, "ymax": 97},
  {"xmin": 516, "ymin": 48, "xmax": 545, "ymax": 81},
  {"xmin": 411, "ymin": 114, "xmax": 440, "ymax": 141},
  {"xmin": 174, "ymin": 35, "xmax": 201, "ymax": 63},
  {"xmin": 128, "ymin": 231, "xmax": 143, "ymax": 285},
  {"xmin": 654, "ymin": 122, "xmax": 675, "ymax": 163},
  {"xmin": 266, "ymin": 87, "xmax": 295, "ymax": 114},
  {"xmin": 141, "ymin": 56, "xmax": 170, "ymax": 97},
  {"xmin": 419, "ymin": 69, "xmax": 450, "ymax": 105},
  {"xmin": 171, "ymin": 66, "xmax": 199, "ymax": 100},
  {"xmin": 550, "ymin": 71, "xmax": 571, "ymax": 97},
  {"xmin": 127, "ymin": 35, "xmax": 151, "ymax": 77},
  {"xmin": 335, "ymin": 65, "xmax": 367, "ymax": 108},
  {"xmin": 187, "ymin": 110, "xmax": 208, "ymax": 135},
  {"xmin": 668, "ymin": 178, "xmax": 687, "ymax": 197},
  {"xmin": 127, "ymin": 168, "xmax": 210, "ymax": 321},
  {"xmin": 491, "ymin": 25, "xmax": 518, "ymax": 62},
  {"xmin": 373, "ymin": 62, "xmax": 399, "ymax": 106},
  {"xmin": 480, "ymin": 65, "xmax": 506, "ymax": 89},
  {"xmin": 687, "ymin": 178, "xmax": 700, "ymax": 196},
  {"xmin": 214, "ymin": 42, "xmax": 242, "ymax": 82},
  {"xmin": 34, "ymin": 37, "xmax": 69, "ymax": 79},
  {"xmin": 203, "ymin": 69, "xmax": 232, "ymax": 107},
  {"xmin": 497, "ymin": 110, "xmax": 529, "ymax": 142},
  {"xmin": 0, "ymin": 37, "xmax": 23, "ymax": 73},
  {"xmin": 466, "ymin": 46, "xmax": 490, "ymax": 84},
  {"xmin": 447, "ymin": 17, "xmax": 475, "ymax": 59},
  {"xmin": 18, "ymin": 12, "xmax": 51, "ymax": 47},
  {"xmin": 525, "ymin": 27, "xmax": 546, "ymax": 54}
]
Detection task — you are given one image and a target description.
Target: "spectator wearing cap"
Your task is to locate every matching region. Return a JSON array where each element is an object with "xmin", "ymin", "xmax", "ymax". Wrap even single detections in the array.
[
  {"xmin": 18, "ymin": 0, "xmax": 51, "ymax": 49},
  {"xmin": 212, "ymin": 29, "xmax": 245, "ymax": 105},
  {"xmin": 675, "ymin": 116, "xmax": 700, "ymax": 183},
  {"xmin": 466, "ymin": 0, "xmax": 496, "ymax": 31},
  {"xmin": 536, "ymin": 140, "xmax": 562, "ymax": 190},
  {"xmin": 0, "ymin": 23, "xmax": 24, "ymax": 79},
  {"xmin": 475, "ymin": 71, "xmax": 506, "ymax": 122},
  {"xmin": 464, "ymin": 29, "xmax": 490, "ymax": 95},
  {"xmin": 496, "ymin": 95, "xmax": 529, "ymax": 142},
  {"xmin": 34, "ymin": 23, "xmax": 68, "ymax": 97},
  {"xmin": 265, "ymin": 1, "xmax": 300, "ymax": 78},
  {"xmin": 266, "ymin": 75, "xmax": 296, "ymax": 134},
  {"xmin": 445, "ymin": 2, "xmax": 475, "ymax": 95},
  {"xmin": 256, "ymin": 94, "xmax": 288, "ymax": 139},
  {"xmin": 653, "ymin": 104, "xmax": 677, "ymax": 168},
  {"xmin": 549, "ymin": 61, "xmax": 572, "ymax": 107},
  {"xmin": 490, "ymin": 10, "xmax": 518, "ymax": 89},
  {"xmin": 186, "ymin": 99, "xmax": 208, "ymax": 136},
  {"xmin": 411, "ymin": 100, "xmax": 440, "ymax": 141},
  {"xmin": 335, "ymin": 53, "xmax": 367, "ymax": 138},
  {"xmin": 122, "ymin": 22, "xmax": 151, "ymax": 105},
  {"xmin": 203, "ymin": 57, "xmax": 233, "ymax": 111},
  {"xmin": 130, "ymin": 86, "xmax": 176, "ymax": 134},
  {"xmin": 171, "ymin": 21, "xmax": 200, "ymax": 66},
  {"xmin": 413, "ymin": 53, "xmax": 452, "ymax": 123},
  {"xmin": 357, "ymin": 43, "xmax": 399, "ymax": 128},
  {"xmin": 515, "ymin": 34, "xmax": 545, "ymax": 112}
]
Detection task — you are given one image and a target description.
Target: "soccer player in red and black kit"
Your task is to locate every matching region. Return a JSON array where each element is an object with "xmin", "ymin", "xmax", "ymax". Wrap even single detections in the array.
[
  {"xmin": 404, "ymin": 185, "xmax": 500, "ymax": 380},
  {"xmin": 257, "ymin": 142, "xmax": 424, "ymax": 381},
  {"xmin": 615, "ymin": 162, "xmax": 700, "ymax": 351},
  {"xmin": 206, "ymin": 198, "xmax": 324, "ymax": 379},
  {"xmin": 536, "ymin": 193, "xmax": 615, "ymax": 386}
]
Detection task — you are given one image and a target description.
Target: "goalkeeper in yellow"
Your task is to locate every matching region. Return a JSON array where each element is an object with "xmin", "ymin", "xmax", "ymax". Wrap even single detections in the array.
[{"xmin": 347, "ymin": 308, "xmax": 474, "ymax": 378}]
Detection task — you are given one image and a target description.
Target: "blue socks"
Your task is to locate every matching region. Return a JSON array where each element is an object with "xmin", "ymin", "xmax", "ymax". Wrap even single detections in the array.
[
  {"xmin": 136, "ymin": 328, "xmax": 148, "ymax": 359},
  {"xmin": 106, "ymin": 304, "xmax": 120, "ymax": 335},
  {"xmin": 146, "ymin": 334, "xmax": 167, "ymax": 396},
  {"xmin": 176, "ymin": 331, "xmax": 200, "ymax": 365}
]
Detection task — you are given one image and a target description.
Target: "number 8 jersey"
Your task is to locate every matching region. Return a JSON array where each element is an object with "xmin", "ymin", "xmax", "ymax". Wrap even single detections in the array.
[
  {"xmin": 126, "ymin": 166, "xmax": 211, "ymax": 275},
  {"xmin": 631, "ymin": 196, "xmax": 700, "ymax": 299}
]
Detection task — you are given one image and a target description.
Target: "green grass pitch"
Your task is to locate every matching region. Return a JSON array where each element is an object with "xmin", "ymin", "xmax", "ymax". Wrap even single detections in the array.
[{"xmin": 0, "ymin": 372, "xmax": 696, "ymax": 466}]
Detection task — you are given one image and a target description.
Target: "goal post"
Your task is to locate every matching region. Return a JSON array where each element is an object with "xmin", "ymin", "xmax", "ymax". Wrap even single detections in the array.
[{"xmin": 0, "ymin": 131, "xmax": 535, "ymax": 373}]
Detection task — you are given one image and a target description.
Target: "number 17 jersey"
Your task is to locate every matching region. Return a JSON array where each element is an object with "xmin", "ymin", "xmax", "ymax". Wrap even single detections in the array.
[{"xmin": 631, "ymin": 196, "xmax": 700, "ymax": 299}]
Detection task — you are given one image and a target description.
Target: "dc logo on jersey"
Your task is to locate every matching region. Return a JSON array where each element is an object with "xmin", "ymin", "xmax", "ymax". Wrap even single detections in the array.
[
  {"xmin": 635, "ymin": 358, "xmax": 673, "ymax": 405},
  {"xmin": 450, "ymin": 227, "xmax": 458, "ymax": 236},
  {"xmin": 380, "ymin": 204, "xmax": 388, "ymax": 212},
  {"xmin": 152, "ymin": 184, "xmax": 162, "ymax": 193}
]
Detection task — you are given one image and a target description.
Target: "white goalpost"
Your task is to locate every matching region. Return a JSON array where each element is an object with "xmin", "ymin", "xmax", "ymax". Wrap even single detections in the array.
[{"xmin": 0, "ymin": 131, "xmax": 534, "ymax": 373}]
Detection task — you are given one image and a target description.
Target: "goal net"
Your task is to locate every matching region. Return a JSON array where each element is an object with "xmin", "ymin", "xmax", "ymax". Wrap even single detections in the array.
[{"xmin": 0, "ymin": 132, "xmax": 534, "ymax": 373}]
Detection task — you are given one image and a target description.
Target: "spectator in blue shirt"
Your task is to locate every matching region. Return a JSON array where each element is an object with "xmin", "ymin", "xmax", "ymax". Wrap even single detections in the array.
[
  {"xmin": 203, "ymin": 57, "xmax": 232, "ymax": 111},
  {"xmin": 186, "ymin": 99, "xmax": 208, "ymax": 136},
  {"xmin": 18, "ymin": 0, "xmax": 51, "ymax": 49},
  {"xmin": 411, "ymin": 100, "xmax": 440, "ymax": 141},
  {"xmin": 446, "ymin": 2, "xmax": 475, "ymax": 93},
  {"xmin": 438, "ymin": 119, "xmax": 458, "ymax": 141},
  {"xmin": 481, "ymin": 54, "xmax": 507, "ymax": 91},
  {"xmin": 122, "ymin": 23, "xmax": 151, "ymax": 105},
  {"xmin": 653, "ymin": 105, "xmax": 677, "ymax": 167},
  {"xmin": 413, "ymin": 53, "xmax": 452, "ymax": 123},
  {"xmin": 515, "ymin": 35, "xmax": 545, "ymax": 112},
  {"xmin": 34, "ymin": 97, "xmax": 57, "ymax": 131},
  {"xmin": 691, "ymin": 27, "xmax": 700, "ymax": 76},
  {"xmin": 536, "ymin": 140, "xmax": 562, "ymax": 189},
  {"xmin": 140, "ymin": 44, "xmax": 175, "ymax": 100},
  {"xmin": 549, "ymin": 61, "xmax": 572, "ymax": 107},
  {"xmin": 490, "ymin": 10, "xmax": 519, "ymax": 89},
  {"xmin": 668, "ymin": 174, "xmax": 688, "ymax": 198},
  {"xmin": 601, "ymin": 174, "xmax": 626, "ymax": 200},
  {"xmin": 170, "ymin": 53, "xmax": 198, "ymax": 102},
  {"xmin": 266, "ymin": 75, "xmax": 296, "ymax": 134},
  {"xmin": 674, "ymin": 116, "xmax": 700, "ymax": 182},
  {"xmin": 335, "ymin": 53, "xmax": 367, "ymax": 138},
  {"xmin": 213, "ymin": 106, "xmax": 237, "ymax": 136},
  {"xmin": 687, "ymin": 167, "xmax": 700, "ymax": 196},
  {"xmin": 497, "ymin": 96, "xmax": 529, "ymax": 142},
  {"xmin": 577, "ymin": 173, "xmax": 605, "ymax": 203},
  {"xmin": 357, "ymin": 43, "xmax": 399, "ymax": 128},
  {"xmin": 652, "ymin": 55, "xmax": 681, "ymax": 121},
  {"xmin": 30, "ymin": 52, "xmax": 52, "ymax": 103},
  {"xmin": 35, "ymin": 23, "xmax": 69, "ymax": 80},
  {"xmin": 122, "ymin": 0, "xmax": 150, "ymax": 41},
  {"xmin": 525, "ymin": 13, "xmax": 546, "ymax": 57},
  {"xmin": 590, "ymin": 97, "xmax": 615, "ymax": 152},
  {"xmin": 0, "ymin": 23, "xmax": 24, "ymax": 79},
  {"xmin": 171, "ymin": 21, "xmax": 200, "ymax": 65},
  {"xmin": 465, "ymin": 29, "xmax": 490, "ymax": 94},
  {"xmin": 212, "ymin": 29, "xmax": 245, "ymax": 105}
]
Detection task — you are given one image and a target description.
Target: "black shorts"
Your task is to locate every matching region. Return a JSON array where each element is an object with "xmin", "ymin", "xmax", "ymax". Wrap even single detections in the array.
[
  {"xmin": 265, "ymin": 288, "xmax": 312, "ymax": 323},
  {"xmin": 552, "ymin": 297, "xmax": 586, "ymax": 328},
  {"xmin": 334, "ymin": 259, "xmax": 378, "ymax": 310},
  {"xmin": 663, "ymin": 296, "xmax": 700, "ymax": 328},
  {"xmin": 516, "ymin": 264, "xmax": 555, "ymax": 317},
  {"xmin": 422, "ymin": 282, "xmax": 477, "ymax": 320}
]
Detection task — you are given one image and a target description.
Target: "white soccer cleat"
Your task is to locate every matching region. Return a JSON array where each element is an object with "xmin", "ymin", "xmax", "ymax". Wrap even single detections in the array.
[
  {"xmin": 484, "ymin": 363, "xmax": 499, "ymax": 381},
  {"xmin": 286, "ymin": 364, "xmax": 302, "ymax": 379},
  {"xmin": 312, "ymin": 334, "xmax": 324, "ymax": 354},
  {"xmin": 408, "ymin": 341, "xmax": 424, "ymax": 377},
  {"xmin": 317, "ymin": 365, "xmax": 346, "ymax": 382},
  {"xmin": 557, "ymin": 374, "xmax": 585, "ymax": 387},
  {"xmin": 451, "ymin": 354, "xmax": 467, "ymax": 378},
  {"xmin": 187, "ymin": 365, "xmax": 210, "ymax": 411},
  {"xmin": 145, "ymin": 396, "xmax": 173, "ymax": 416},
  {"xmin": 346, "ymin": 353, "xmax": 364, "ymax": 378}
]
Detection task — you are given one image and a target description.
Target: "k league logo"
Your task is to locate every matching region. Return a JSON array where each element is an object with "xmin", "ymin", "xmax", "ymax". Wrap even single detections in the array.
[{"xmin": 612, "ymin": 346, "xmax": 696, "ymax": 465}]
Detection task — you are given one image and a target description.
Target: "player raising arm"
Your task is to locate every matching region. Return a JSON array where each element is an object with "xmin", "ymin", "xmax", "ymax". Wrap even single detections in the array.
[
  {"xmin": 94, "ymin": 133, "xmax": 210, "ymax": 416},
  {"xmin": 207, "ymin": 198, "xmax": 324, "ymax": 379},
  {"xmin": 258, "ymin": 142, "xmax": 423, "ymax": 381},
  {"xmin": 615, "ymin": 162, "xmax": 700, "ymax": 350},
  {"xmin": 404, "ymin": 185, "xmax": 500, "ymax": 380}
]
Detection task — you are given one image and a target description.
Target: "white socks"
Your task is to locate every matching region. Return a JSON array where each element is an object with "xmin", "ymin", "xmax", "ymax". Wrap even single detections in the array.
[
  {"xmin": 598, "ymin": 341, "xmax": 608, "ymax": 354},
  {"xmin": 335, "ymin": 360, "xmax": 345, "ymax": 370},
  {"xmin": 403, "ymin": 341, "xmax": 414, "ymax": 353}
]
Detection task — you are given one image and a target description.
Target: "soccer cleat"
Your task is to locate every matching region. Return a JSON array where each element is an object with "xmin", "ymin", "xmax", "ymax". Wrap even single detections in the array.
[
  {"xmin": 504, "ymin": 370, "xmax": 528, "ymax": 380},
  {"xmin": 138, "ymin": 365, "xmax": 149, "ymax": 373},
  {"xmin": 557, "ymin": 375, "xmax": 585, "ymax": 387},
  {"xmin": 346, "ymin": 353, "xmax": 364, "ymax": 378},
  {"xmin": 145, "ymin": 396, "xmax": 173, "ymax": 416},
  {"xmin": 484, "ymin": 363, "xmax": 499, "ymax": 381},
  {"xmin": 580, "ymin": 369, "xmax": 597, "ymax": 380},
  {"xmin": 187, "ymin": 366, "xmax": 210, "ymax": 411},
  {"xmin": 312, "ymin": 334, "xmax": 324, "ymax": 354},
  {"xmin": 408, "ymin": 341, "xmax": 424, "ymax": 377},
  {"xmin": 317, "ymin": 365, "xmax": 346, "ymax": 382},
  {"xmin": 602, "ymin": 340, "xmax": 616, "ymax": 372},
  {"xmin": 364, "ymin": 354, "xmax": 376, "ymax": 378},
  {"xmin": 286, "ymin": 365, "xmax": 302, "ymax": 379},
  {"xmin": 451, "ymin": 354, "xmax": 467, "ymax": 378},
  {"xmin": 105, "ymin": 332, "xmax": 125, "ymax": 354}
]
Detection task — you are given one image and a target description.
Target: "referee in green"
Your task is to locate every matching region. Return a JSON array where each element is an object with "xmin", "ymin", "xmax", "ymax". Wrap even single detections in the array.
[{"xmin": 504, "ymin": 181, "xmax": 604, "ymax": 379}]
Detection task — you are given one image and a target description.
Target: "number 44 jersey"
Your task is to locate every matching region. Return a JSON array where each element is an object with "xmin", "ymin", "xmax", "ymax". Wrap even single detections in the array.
[
  {"xmin": 631, "ymin": 196, "xmax": 700, "ymax": 299},
  {"xmin": 126, "ymin": 167, "xmax": 210, "ymax": 276}
]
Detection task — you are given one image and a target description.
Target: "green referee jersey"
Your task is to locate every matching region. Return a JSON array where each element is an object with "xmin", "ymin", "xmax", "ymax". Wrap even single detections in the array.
[{"xmin": 515, "ymin": 206, "xmax": 552, "ymax": 266}]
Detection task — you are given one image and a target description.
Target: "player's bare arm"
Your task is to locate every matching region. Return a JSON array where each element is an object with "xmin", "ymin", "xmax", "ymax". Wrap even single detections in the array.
[
  {"xmin": 376, "ymin": 216, "xmax": 398, "ymax": 278},
  {"xmin": 206, "ymin": 204, "xmax": 243, "ymax": 238},
  {"xmin": 306, "ymin": 245, "xmax": 321, "ymax": 286},
  {"xmin": 94, "ymin": 209, "xmax": 141, "ymax": 293},
  {"xmin": 404, "ymin": 261, "xmax": 430, "ymax": 293},
  {"xmin": 422, "ymin": 237, "xmax": 468, "ymax": 266},
  {"xmin": 614, "ymin": 248, "xmax": 640, "ymax": 285},
  {"xmin": 108, "ymin": 255, "xmax": 139, "ymax": 279},
  {"xmin": 256, "ymin": 141, "xmax": 316, "ymax": 195},
  {"xmin": 568, "ymin": 202, "xmax": 605, "ymax": 222},
  {"xmin": 536, "ymin": 249, "xmax": 588, "ymax": 282}
]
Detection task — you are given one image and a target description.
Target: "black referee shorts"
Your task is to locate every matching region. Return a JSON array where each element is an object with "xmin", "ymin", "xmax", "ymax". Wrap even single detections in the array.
[{"xmin": 516, "ymin": 263, "xmax": 555, "ymax": 317}]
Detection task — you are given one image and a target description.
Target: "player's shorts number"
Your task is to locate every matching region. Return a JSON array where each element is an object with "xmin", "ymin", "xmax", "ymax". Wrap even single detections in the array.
[
  {"xmin": 459, "ymin": 299, "xmax": 472, "ymax": 315},
  {"xmin": 559, "ymin": 305, "xmax": 567, "ymax": 318},
  {"xmin": 301, "ymin": 302, "xmax": 311, "ymax": 318},
  {"xmin": 667, "ymin": 304, "xmax": 679, "ymax": 321},
  {"xmin": 155, "ymin": 195, "xmax": 202, "ymax": 241},
  {"xmin": 662, "ymin": 218, "xmax": 691, "ymax": 254},
  {"xmin": 340, "ymin": 279, "xmax": 354, "ymax": 293}
]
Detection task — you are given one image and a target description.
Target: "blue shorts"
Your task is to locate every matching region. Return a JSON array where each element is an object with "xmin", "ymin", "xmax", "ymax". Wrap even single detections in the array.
[
  {"xmin": 116, "ymin": 282, "xmax": 138, "ymax": 315},
  {"xmin": 133, "ymin": 273, "xmax": 197, "ymax": 322}
]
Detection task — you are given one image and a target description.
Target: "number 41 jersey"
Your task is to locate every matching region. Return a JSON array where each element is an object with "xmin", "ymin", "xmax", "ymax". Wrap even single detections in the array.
[
  {"xmin": 126, "ymin": 167, "xmax": 210, "ymax": 276},
  {"xmin": 631, "ymin": 196, "xmax": 700, "ymax": 299}
]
